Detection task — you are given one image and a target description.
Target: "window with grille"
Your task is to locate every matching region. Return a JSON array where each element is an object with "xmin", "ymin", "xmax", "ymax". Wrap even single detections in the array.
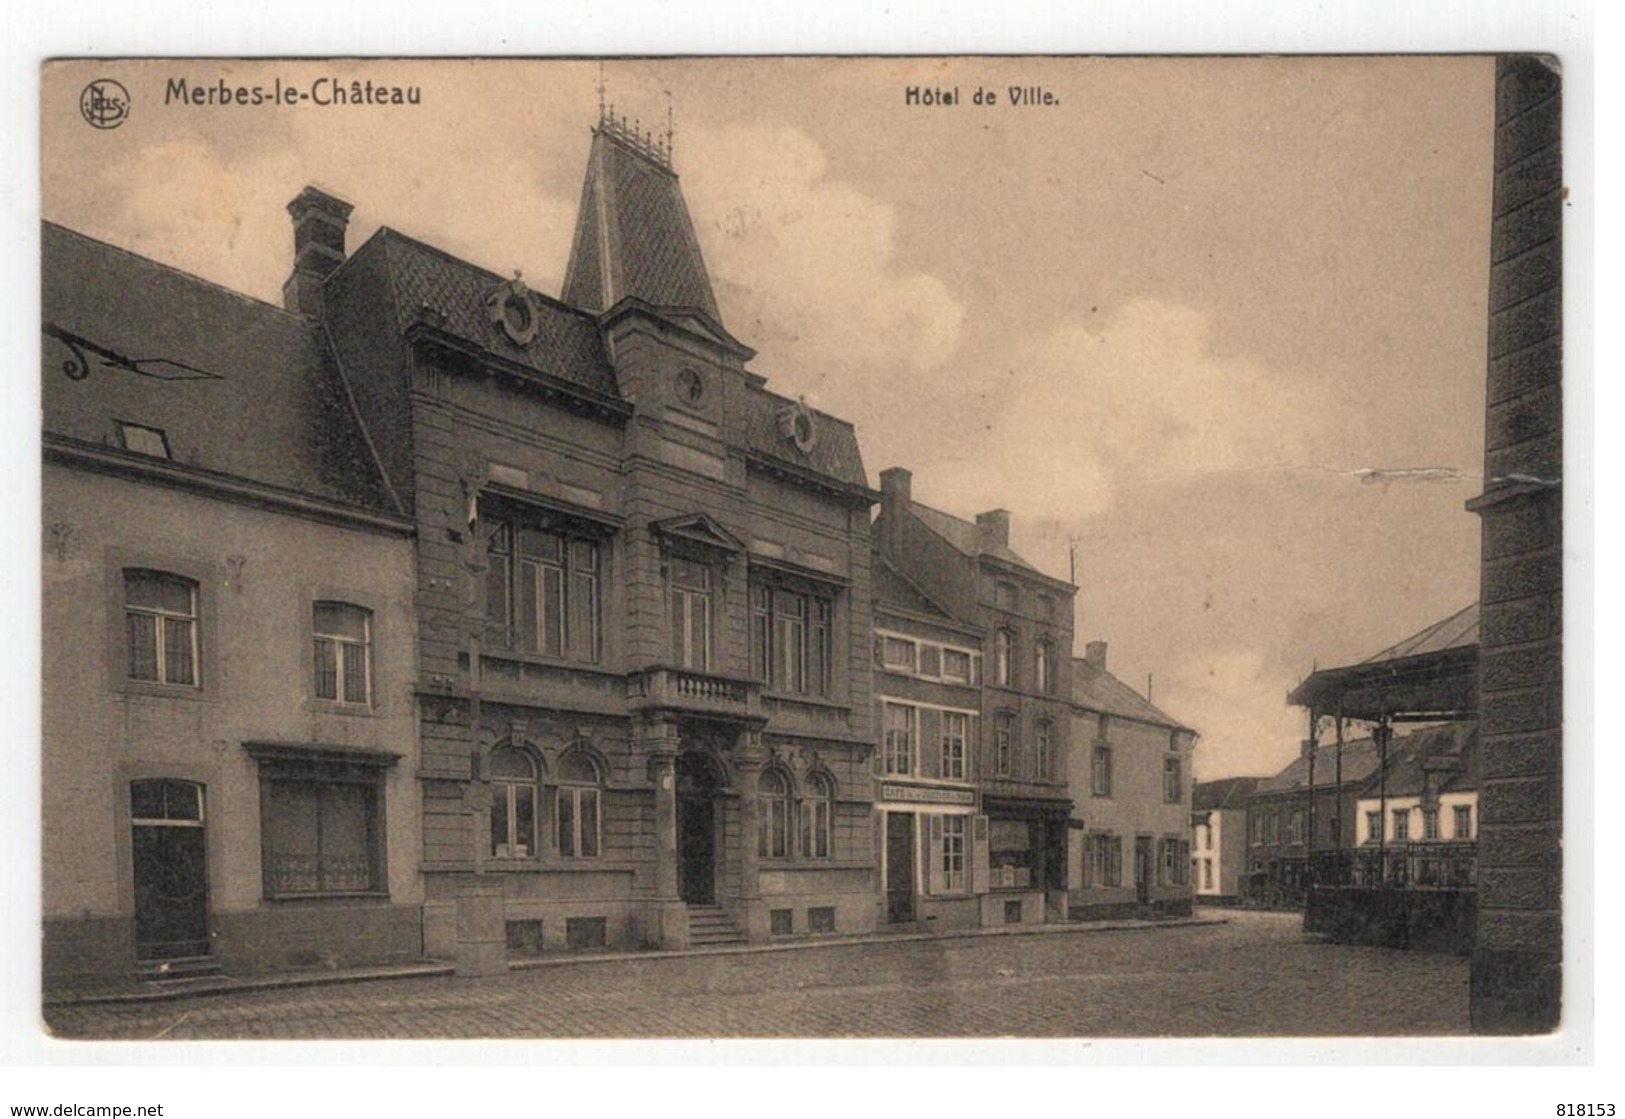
[
  {"xmin": 313, "ymin": 602, "xmax": 371, "ymax": 706},
  {"xmin": 259, "ymin": 774, "xmax": 383, "ymax": 897},
  {"xmin": 124, "ymin": 569, "xmax": 198, "ymax": 686}
]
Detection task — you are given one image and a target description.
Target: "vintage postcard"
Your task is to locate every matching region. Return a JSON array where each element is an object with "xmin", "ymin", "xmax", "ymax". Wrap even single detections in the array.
[{"xmin": 35, "ymin": 55, "xmax": 1566, "ymax": 1054}]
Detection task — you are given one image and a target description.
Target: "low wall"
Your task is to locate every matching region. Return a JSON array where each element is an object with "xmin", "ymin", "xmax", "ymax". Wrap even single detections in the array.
[{"xmin": 1304, "ymin": 887, "xmax": 1476, "ymax": 955}]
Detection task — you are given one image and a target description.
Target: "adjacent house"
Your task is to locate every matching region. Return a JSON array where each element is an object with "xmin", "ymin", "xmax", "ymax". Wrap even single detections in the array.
[
  {"xmin": 1243, "ymin": 735, "xmax": 1383, "ymax": 907},
  {"xmin": 42, "ymin": 223, "xmax": 422, "ymax": 984},
  {"xmin": 1352, "ymin": 722, "xmax": 1479, "ymax": 890},
  {"xmin": 873, "ymin": 468, "xmax": 1076, "ymax": 924},
  {"xmin": 1067, "ymin": 644, "xmax": 1196, "ymax": 919},
  {"xmin": 1191, "ymin": 777, "xmax": 1260, "ymax": 903}
]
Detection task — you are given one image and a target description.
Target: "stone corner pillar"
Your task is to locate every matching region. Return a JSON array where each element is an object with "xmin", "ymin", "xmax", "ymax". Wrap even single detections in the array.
[
  {"xmin": 637, "ymin": 716, "xmax": 686, "ymax": 950},
  {"xmin": 734, "ymin": 732, "xmax": 768, "ymax": 939}
]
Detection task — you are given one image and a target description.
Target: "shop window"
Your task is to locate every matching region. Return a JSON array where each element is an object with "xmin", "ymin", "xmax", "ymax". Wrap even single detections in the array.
[
  {"xmin": 313, "ymin": 601, "xmax": 372, "ymax": 706},
  {"xmin": 258, "ymin": 768, "xmax": 384, "ymax": 898},
  {"xmin": 941, "ymin": 711, "xmax": 969, "ymax": 781},
  {"xmin": 124, "ymin": 569, "xmax": 198, "ymax": 686},
  {"xmin": 490, "ymin": 748, "xmax": 539, "ymax": 859},
  {"xmin": 758, "ymin": 770, "xmax": 791, "ymax": 859},
  {"xmin": 883, "ymin": 703, "xmax": 916, "ymax": 776},
  {"xmin": 557, "ymin": 752, "xmax": 602, "ymax": 859},
  {"xmin": 484, "ymin": 512, "xmax": 601, "ymax": 663},
  {"xmin": 801, "ymin": 772, "xmax": 833, "ymax": 859}
]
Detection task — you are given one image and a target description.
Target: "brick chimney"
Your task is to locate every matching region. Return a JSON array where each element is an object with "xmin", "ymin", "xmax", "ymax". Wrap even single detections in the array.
[
  {"xmin": 282, "ymin": 185, "xmax": 355, "ymax": 317},
  {"xmin": 1083, "ymin": 640, "xmax": 1107, "ymax": 670},
  {"xmin": 976, "ymin": 508, "xmax": 1011, "ymax": 549},
  {"xmin": 879, "ymin": 467, "xmax": 912, "ymax": 556}
]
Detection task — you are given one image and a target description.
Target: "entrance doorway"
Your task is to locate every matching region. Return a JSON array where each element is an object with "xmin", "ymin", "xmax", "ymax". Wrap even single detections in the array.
[
  {"xmin": 1134, "ymin": 836, "xmax": 1152, "ymax": 904},
  {"xmin": 129, "ymin": 779, "xmax": 211, "ymax": 961},
  {"xmin": 677, "ymin": 753, "xmax": 719, "ymax": 905},
  {"xmin": 885, "ymin": 812, "xmax": 916, "ymax": 923}
]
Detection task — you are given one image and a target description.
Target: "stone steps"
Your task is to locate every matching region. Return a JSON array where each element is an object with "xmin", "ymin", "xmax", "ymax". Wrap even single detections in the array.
[{"xmin": 687, "ymin": 905, "xmax": 748, "ymax": 946}]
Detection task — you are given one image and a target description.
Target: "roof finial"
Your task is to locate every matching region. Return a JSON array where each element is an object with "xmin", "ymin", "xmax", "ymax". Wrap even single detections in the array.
[
  {"xmin": 664, "ymin": 87, "xmax": 675, "ymax": 160},
  {"xmin": 596, "ymin": 62, "xmax": 606, "ymax": 121}
]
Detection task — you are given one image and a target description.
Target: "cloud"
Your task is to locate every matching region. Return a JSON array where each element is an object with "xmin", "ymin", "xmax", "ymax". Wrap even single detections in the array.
[
  {"xmin": 1157, "ymin": 647, "xmax": 1307, "ymax": 780},
  {"xmin": 933, "ymin": 298, "xmax": 1330, "ymax": 523},
  {"xmin": 682, "ymin": 123, "xmax": 965, "ymax": 394}
]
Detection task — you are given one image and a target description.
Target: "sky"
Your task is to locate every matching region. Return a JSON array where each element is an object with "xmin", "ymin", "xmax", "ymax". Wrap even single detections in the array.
[{"xmin": 40, "ymin": 56, "xmax": 1495, "ymax": 780}]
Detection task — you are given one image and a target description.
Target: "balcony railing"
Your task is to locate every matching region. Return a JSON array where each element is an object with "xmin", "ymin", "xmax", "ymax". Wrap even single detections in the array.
[
  {"xmin": 629, "ymin": 666, "xmax": 762, "ymax": 720},
  {"xmin": 1303, "ymin": 844, "xmax": 1478, "ymax": 890}
]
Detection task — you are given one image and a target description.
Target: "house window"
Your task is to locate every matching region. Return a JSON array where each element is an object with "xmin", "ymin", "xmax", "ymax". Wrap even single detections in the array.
[
  {"xmin": 941, "ymin": 711, "xmax": 969, "ymax": 781},
  {"xmin": 1088, "ymin": 833, "xmax": 1122, "ymax": 888},
  {"xmin": 557, "ymin": 752, "xmax": 601, "ymax": 859},
  {"xmin": 995, "ymin": 711, "xmax": 1014, "ymax": 777},
  {"xmin": 1163, "ymin": 756, "xmax": 1182, "ymax": 803},
  {"xmin": 1423, "ymin": 808, "xmax": 1440, "ymax": 841},
  {"xmin": 801, "ymin": 773, "xmax": 833, "ymax": 859},
  {"xmin": 1453, "ymin": 804, "xmax": 1473, "ymax": 840},
  {"xmin": 259, "ymin": 772, "xmax": 383, "ymax": 897},
  {"xmin": 313, "ymin": 602, "xmax": 371, "ymax": 706},
  {"xmin": 994, "ymin": 629, "xmax": 1015, "ymax": 687},
  {"xmin": 942, "ymin": 647, "xmax": 974, "ymax": 684},
  {"xmin": 1366, "ymin": 811, "xmax": 1382, "ymax": 844},
  {"xmin": 484, "ymin": 515, "xmax": 601, "ymax": 663},
  {"xmin": 1287, "ymin": 809, "xmax": 1304, "ymax": 846},
  {"xmin": 883, "ymin": 703, "xmax": 916, "ymax": 776},
  {"xmin": 1034, "ymin": 720, "xmax": 1053, "ymax": 780},
  {"xmin": 1392, "ymin": 809, "xmax": 1410, "ymax": 843},
  {"xmin": 756, "ymin": 580, "xmax": 834, "ymax": 695},
  {"xmin": 880, "ymin": 635, "xmax": 917, "ymax": 673},
  {"xmin": 489, "ymin": 748, "xmax": 538, "ymax": 859},
  {"xmin": 942, "ymin": 815, "xmax": 966, "ymax": 892},
  {"xmin": 669, "ymin": 557, "xmax": 711, "ymax": 671},
  {"xmin": 124, "ymin": 569, "xmax": 198, "ymax": 686},
  {"xmin": 758, "ymin": 770, "xmax": 790, "ymax": 858},
  {"xmin": 117, "ymin": 421, "xmax": 171, "ymax": 459},
  {"xmin": 1035, "ymin": 640, "xmax": 1052, "ymax": 696},
  {"xmin": 1092, "ymin": 745, "xmax": 1112, "ymax": 797}
]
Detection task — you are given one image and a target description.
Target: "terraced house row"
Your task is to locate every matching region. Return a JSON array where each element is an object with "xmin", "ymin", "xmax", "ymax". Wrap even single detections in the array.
[{"xmin": 41, "ymin": 113, "xmax": 1195, "ymax": 984}]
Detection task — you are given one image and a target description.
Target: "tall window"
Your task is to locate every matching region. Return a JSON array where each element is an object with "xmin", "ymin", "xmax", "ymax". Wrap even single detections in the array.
[
  {"xmin": 1163, "ymin": 756, "xmax": 1183, "ymax": 803},
  {"xmin": 124, "ymin": 569, "xmax": 198, "ymax": 686},
  {"xmin": 1365, "ymin": 811, "xmax": 1381, "ymax": 843},
  {"xmin": 489, "ymin": 748, "xmax": 538, "ymax": 859},
  {"xmin": 756, "ymin": 582, "xmax": 834, "ymax": 695},
  {"xmin": 485, "ymin": 517, "xmax": 601, "ymax": 662},
  {"xmin": 1034, "ymin": 640, "xmax": 1052, "ymax": 695},
  {"xmin": 801, "ymin": 773, "xmax": 833, "ymax": 859},
  {"xmin": 1453, "ymin": 804, "xmax": 1473, "ymax": 840},
  {"xmin": 313, "ymin": 602, "xmax": 371, "ymax": 706},
  {"xmin": 1392, "ymin": 809, "xmax": 1410, "ymax": 842},
  {"xmin": 941, "ymin": 711, "xmax": 969, "ymax": 781},
  {"xmin": 758, "ymin": 770, "xmax": 790, "ymax": 858},
  {"xmin": 1287, "ymin": 809, "xmax": 1304, "ymax": 846},
  {"xmin": 557, "ymin": 752, "xmax": 601, "ymax": 859},
  {"xmin": 1092, "ymin": 744, "xmax": 1113, "ymax": 797},
  {"xmin": 1160, "ymin": 839, "xmax": 1178, "ymax": 886},
  {"xmin": 883, "ymin": 703, "xmax": 916, "ymax": 776},
  {"xmin": 1034, "ymin": 720, "xmax": 1053, "ymax": 780},
  {"xmin": 1089, "ymin": 833, "xmax": 1122, "ymax": 888},
  {"xmin": 994, "ymin": 629, "xmax": 1014, "ymax": 688},
  {"xmin": 1423, "ymin": 808, "xmax": 1440, "ymax": 840},
  {"xmin": 669, "ymin": 557, "xmax": 711, "ymax": 670},
  {"xmin": 1203, "ymin": 860, "xmax": 1214, "ymax": 889},
  {"xmin": 942, "ymin": 815, "xmax": 966, "ymax": 892},
  {"xmin": 995, "ymin": 711, "xmax": 1014, "ymax": 776}
]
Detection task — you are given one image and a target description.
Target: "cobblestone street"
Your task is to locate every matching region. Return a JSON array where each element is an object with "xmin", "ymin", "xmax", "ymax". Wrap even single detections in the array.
[{"xmin": 44, "ymin": 911, "xmax": 1469, "ymax": 1040}]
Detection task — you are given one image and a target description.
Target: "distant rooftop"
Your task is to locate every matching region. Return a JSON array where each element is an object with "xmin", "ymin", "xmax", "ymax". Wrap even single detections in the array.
[{"xmin": 1073, "ymin": 656, "xmax": 1193, "ymax": 732}]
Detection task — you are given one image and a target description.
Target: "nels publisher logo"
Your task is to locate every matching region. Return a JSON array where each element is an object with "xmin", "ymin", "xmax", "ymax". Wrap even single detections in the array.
[{"xmin": 80, "ymin": 78, "xmax": 130, "ymax": 129}]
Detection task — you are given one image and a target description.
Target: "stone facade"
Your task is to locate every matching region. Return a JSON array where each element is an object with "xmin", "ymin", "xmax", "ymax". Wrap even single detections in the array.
[{"xmin": 1466, "ymin": 55, "xmax": 1563, "ymax": 1034}]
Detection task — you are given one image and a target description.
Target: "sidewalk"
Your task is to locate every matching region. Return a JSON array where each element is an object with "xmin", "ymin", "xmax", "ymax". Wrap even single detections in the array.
[{"xmin": 44, "ymin": 912, "xmax": 1227, "ymax": 1009}]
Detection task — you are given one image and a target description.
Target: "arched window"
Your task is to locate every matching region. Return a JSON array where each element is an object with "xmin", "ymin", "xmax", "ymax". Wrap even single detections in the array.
[
  {"xmin": 801, "ymin": 772, "xmax": 833, "ymax": 859},
  {"xmin": 994, "ymin": 629, "xmax": 1014, "ymax": 688},
  {"xmin": 1034, "ymin": 639, "xmax": 1051, "ymax": 696},
  {"xmin": 489, "ymin": 748, "xmax": 538, "ymax": 859},
  {"xmin": 124, "ymin": 569, "xmax": 198, "ymax": 686},
  {"xmin": 557, "ymin": 752, "xmax": 601, "ymax": 858},
  {"xmin": 758, "ymin": 770, "xmax": 790, "ymax": 859},
  {"xmin": 313, "ymin": 602, "xmax": 372, "ymax": 705}
]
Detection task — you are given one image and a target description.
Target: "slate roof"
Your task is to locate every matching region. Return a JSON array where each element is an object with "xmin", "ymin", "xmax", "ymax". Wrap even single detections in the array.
[
  {"xmin": 1359, "ymin": 723, "xmax": 1479, "ymax": 798},
  {"xmin": 909, "ymin": 502, "xmax": 1042, "ymax": 573},
  {"xmin": 41, "ymin": 222, "xmax": 395, "ymax": 513},
  {"xmin": 1255, "ymin": 735, "xmax": 1385, "ymax": 795},
  {"xmin": 873, "ymin": 555, "xmax": 960, "ymax": 625},
  {"xmin": 562, "ymin": 127, "xmax": 721, "ymax": 322},
  {"xmin": 1360, "ymin": 602, "xmax": 1480, "ymax": 665},
  {"xmin": 363, "ymin": 229, "xmax": 620, "ymax": 400},
  {"xmin": 1193, "ymin": 777, "xmax": 1262, "ymax": 812},
  {"xmin": 729, "ymin": 381, "xmax": 870, "ymax": 491},
  {"xmin": 1072, "ymin": 657, "xmax": 1193, "ymax": 732}
]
